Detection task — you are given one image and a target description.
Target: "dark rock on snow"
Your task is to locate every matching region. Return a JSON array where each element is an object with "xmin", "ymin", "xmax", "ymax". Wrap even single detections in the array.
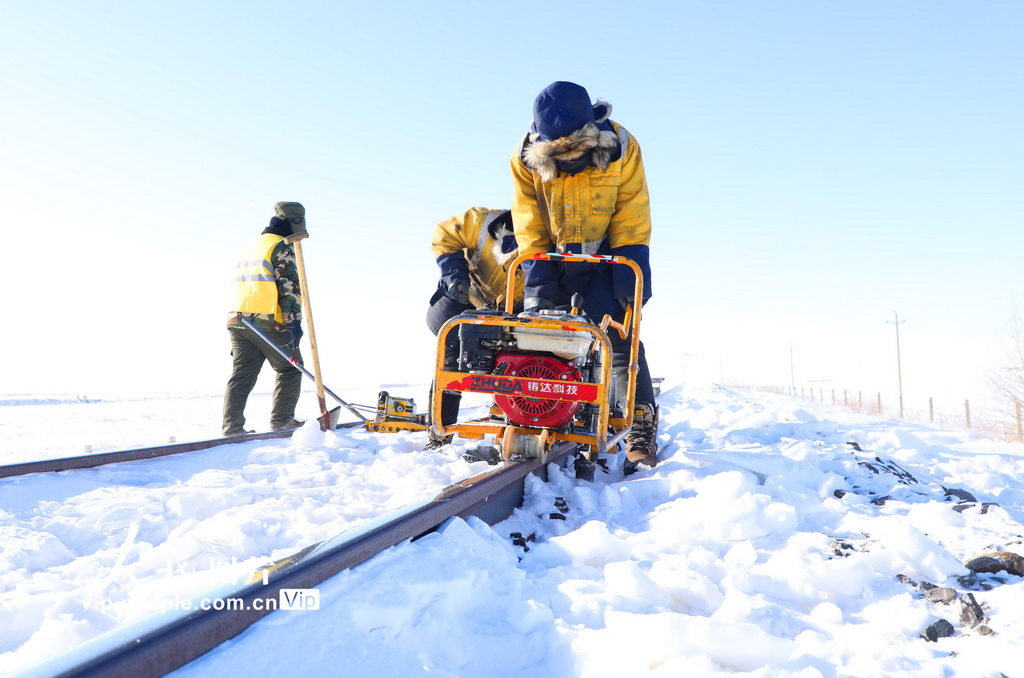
[
  {"xmin": 921, "ymin": 619, "xmax": 955, "ymax": 642},
  {"xmin": 965, "ymin": 551, "xmax": 1024, "ymax": 578},
  {"xmin": 923, "ymin": 587, "xmax": 958, "ymax": 604},
  {"xmin": 943, "ymin": 487, "xmax": 978, "ymax": 503}
]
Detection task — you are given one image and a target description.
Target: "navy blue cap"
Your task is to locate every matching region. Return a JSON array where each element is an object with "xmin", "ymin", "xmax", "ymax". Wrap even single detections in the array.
[{"xmin": 532, "ymin": 81, "xmax": 595, "ymax": 141}]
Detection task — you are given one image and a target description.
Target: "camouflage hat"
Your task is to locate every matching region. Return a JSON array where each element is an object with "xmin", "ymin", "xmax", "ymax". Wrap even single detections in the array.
[{"xmin": 274, "ymin": 201, "xmax": 307, "ymax": 236}]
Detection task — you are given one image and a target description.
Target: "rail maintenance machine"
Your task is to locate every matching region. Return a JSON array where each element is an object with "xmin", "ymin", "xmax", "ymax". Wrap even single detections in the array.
[{"xmin": 430, "ymin": 252, "xmax": 645, "ymax": 470}]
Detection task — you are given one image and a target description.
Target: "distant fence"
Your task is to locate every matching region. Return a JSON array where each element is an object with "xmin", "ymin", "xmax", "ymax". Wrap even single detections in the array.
[{"xmin": 734, "ymin": 384, "xmax": 1024, "ymax": 443}]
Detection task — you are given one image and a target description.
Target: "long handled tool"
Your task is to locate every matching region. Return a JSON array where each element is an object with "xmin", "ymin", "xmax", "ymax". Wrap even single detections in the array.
[
  {"xmin": 284, "ymin": 230, "xmax": 332, "ymax": 429},
  {"xmin": 241, "ymin": 317, "xmax": 365, "ymax": 427}
]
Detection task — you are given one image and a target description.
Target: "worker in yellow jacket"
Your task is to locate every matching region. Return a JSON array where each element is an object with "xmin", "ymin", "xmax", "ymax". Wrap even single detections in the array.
[
  {"xmin": 425, "ymin": 207, "xmax": 523, "ymax": 448},
  {"xmin": 427, "ymin": 207, "xmax": 523, "ymax": 327},
  {"xmin": 510, "ymin": 81, "xmax": 659, "ymax": 472}
]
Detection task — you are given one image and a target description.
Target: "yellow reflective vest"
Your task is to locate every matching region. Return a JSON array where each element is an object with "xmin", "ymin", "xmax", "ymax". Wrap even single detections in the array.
[{"xmin": 229, "ymin": 233, "xmax": 288, "ymax": 324}]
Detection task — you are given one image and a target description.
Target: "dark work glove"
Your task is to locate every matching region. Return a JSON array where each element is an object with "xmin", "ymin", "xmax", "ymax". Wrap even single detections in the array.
[
  {"xmin": 617, "ymin": 296, "xmax": 634, "ymax": 312},
  {"xmin": 524, "ymin": 296, "xmax": 552, "ymax": 312},
  {"xmin": 284, "ymin": 320, "xmax": 303, "ymax": 349},
  {"xmin": 446, "ymin": 279, "xmax": 470, "ymax": 306},
  {"xmin": 500, "ymin": 234, "xmax": 517, "ymax": 254}
]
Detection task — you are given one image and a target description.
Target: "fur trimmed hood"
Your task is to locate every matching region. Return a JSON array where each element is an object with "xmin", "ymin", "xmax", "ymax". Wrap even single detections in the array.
[{"xmin": 523, "ymin": 100, "xmax": 619, "ymax": 182}]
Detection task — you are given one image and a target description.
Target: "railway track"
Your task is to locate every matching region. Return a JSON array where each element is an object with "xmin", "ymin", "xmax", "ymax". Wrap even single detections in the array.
[
  {"xmin": 0, "ymin": 424, "xmax": 364, "ymax": 479},
  {"xmin": 20, "ymin": 435, "xmax": 577, "ymax": 678}
]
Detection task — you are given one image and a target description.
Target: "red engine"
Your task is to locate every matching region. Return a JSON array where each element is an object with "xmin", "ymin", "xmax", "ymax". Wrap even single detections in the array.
[{"xmin": 493, "ymin": 353, "xmax": 582, "ymax": 428}]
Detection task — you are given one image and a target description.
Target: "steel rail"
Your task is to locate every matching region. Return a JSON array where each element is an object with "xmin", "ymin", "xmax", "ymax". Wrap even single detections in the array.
[
  {"xmin": 0, "ymin": 423, "xmax": 365, "ymax": 480},
  {"xmin": 29, "ymin": 442, "xmax": 576, "ymax": 678}
]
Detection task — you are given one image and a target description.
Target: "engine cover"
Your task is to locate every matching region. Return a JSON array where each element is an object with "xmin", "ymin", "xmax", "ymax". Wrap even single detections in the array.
[{"xmin": 493, "ymin": 353, "xmax": 582, "ymax": 428}]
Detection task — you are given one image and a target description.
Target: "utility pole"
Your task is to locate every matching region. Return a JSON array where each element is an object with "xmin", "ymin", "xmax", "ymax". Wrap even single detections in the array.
[
  {"xmin": 788, "ymin": 344, "xmax": 796, "ymax": 395},
  {"xmin": 889, "ymin": 311, "xmax": 905, "ymax": 417}
]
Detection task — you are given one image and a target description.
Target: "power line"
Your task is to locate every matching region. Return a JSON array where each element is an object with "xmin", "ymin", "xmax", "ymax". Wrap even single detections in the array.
[{"xmin": 888, "ymin": 311, "xmax": 906, "ymax": 417}]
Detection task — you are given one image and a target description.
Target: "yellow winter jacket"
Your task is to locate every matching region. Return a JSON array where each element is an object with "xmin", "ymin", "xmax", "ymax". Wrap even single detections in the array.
[
  {"xmin": 431, "ymin": 207, "xmax": 524, "ymax": 308},
  {"xmin": 510, "ymin": 121, "xmax": 652, "ymax": 257},
  {"xmin": 228, "ymin": 233, "xmax": 288, "ymax": 324}
]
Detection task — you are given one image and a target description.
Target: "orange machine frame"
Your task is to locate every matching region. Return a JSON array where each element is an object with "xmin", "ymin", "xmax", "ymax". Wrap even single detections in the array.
[{"xmin": 430, "ymin": 252, "xmax": 644, "ymax": 461}]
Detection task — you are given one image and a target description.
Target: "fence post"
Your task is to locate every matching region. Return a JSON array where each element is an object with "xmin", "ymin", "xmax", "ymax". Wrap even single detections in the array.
[
  {"xmin": 929, "ymin": 397, "xmax": 934, "ymax": 422},
  {"xmin": 832, "ymin": 389, "xmax": 835, "ymax": 405},
  {"xmin": 843, "ymin": 389, "xmax": 848, "ymax": 406},
  {"xmin": 877, "ymin": 392, "xmax": 882, "ymax": 414},
  {"xmin": 858, "ymin": 391, "xmax": 862, "ymax": 409},
  {"xmin": 964, "ymin": 400, "xmax": 971, "ymax": 429}
]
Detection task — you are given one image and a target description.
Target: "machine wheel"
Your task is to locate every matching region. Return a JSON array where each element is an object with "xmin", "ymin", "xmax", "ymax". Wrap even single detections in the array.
[
  {"xmin": 499, "ymin": 426, "xmax": 518, "ymax": 462},
  {"xmin": 500, "ymin": 426, "xmax": 551, "ymax": 462}
]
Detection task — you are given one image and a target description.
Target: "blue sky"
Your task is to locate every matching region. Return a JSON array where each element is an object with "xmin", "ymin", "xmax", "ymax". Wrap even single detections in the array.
[{"xmin": 1, "ymin": 1, "xmax": 1021, "ymax": 415}]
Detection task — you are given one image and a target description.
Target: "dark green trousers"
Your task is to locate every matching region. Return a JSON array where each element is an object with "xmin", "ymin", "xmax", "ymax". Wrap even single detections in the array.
[{"xmin": 222, "ymin": 325, "xmax": 303, "ymax": 434}]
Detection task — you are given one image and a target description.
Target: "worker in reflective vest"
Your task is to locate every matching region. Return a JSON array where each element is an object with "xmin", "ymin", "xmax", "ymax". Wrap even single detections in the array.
[{"xmin": 223, "ymin": 202, "xmax": 306, "ymax": 435}]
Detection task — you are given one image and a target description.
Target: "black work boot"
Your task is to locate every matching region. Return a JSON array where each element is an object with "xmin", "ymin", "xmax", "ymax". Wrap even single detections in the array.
[{"xmin": 623, "ymin": 403, "xmax": 659, "ymax": 475}]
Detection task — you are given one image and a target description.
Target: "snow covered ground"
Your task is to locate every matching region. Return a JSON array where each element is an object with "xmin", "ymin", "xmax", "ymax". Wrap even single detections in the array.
[{"xmin": 3, "ymin": 383, "xmax": 1024, "ymax": 677}]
